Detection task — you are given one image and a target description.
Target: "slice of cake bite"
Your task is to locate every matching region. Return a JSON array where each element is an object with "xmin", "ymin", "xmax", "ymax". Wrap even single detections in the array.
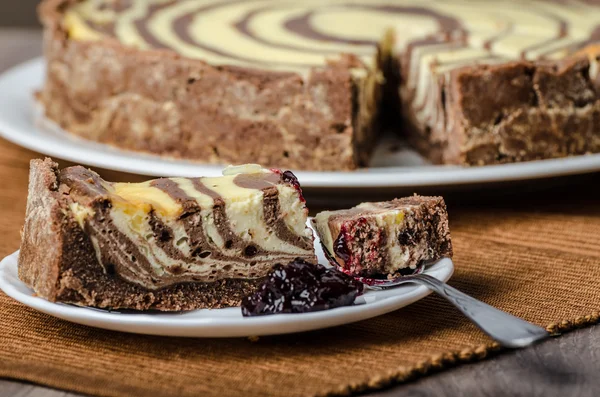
[
  {"xmin": 313, "ymin": 196, "xmax": 452, "ymax": 279},
  {"xmin": 18, "ymin": 159, "xmax": 315, "ymax": 311}
]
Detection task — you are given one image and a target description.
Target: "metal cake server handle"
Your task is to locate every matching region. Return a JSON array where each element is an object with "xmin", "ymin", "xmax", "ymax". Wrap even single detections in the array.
[{"xmin": 367, "ymin": 273, "xmax": 550, "ymax": 348}]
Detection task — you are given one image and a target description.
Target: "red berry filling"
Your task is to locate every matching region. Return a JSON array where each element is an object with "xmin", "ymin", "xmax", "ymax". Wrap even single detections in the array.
[{"xmin": 333, "ymin": 217, "xmax": 387, "ymax": 277}]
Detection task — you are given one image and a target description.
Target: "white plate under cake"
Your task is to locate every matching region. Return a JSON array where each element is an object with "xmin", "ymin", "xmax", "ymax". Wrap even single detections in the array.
[{"xmin": 0, "ymin": 249, "xmax": 454, "ymax": 338}]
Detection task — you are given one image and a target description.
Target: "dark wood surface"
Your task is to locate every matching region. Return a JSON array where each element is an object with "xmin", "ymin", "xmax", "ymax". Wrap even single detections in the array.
[
  {"xmin": 0, "ymin": 28, "xmax": 598, "ymax": 397},
  {"xmin": 374, "ymin": 326, "xmax": 600, "ymax": 397}
]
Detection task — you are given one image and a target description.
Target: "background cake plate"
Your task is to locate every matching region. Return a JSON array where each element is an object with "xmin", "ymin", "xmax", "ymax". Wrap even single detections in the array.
[
  {"xmin": 0, "ymin": 223, "xmax": 454, "ymax": 338},
  {"xmin": 1, "ymin": 58, "xmax": 600, "ymax": 190}
]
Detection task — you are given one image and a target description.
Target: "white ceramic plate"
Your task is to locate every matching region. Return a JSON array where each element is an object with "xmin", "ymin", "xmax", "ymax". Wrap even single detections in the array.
[
  {"xmin": 3, "ymin": 58, "xmax": 598, "ymax": 189},
  {"xmin": 0, "ymin": 226, "xmax": 454, "ymax": 338}
]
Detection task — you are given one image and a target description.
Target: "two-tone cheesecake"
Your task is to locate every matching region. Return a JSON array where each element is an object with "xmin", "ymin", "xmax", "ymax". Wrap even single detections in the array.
[
  {"xmin": 313, "ymin": 196, "xmax": 452, "ymax": 279},
  {"xmin": 37, "ymin": 0, "xmax": 600, "ymax": 169},
  {"xmin": 18, "ymin": 159, "xmax": 315, "ymax": 311}
]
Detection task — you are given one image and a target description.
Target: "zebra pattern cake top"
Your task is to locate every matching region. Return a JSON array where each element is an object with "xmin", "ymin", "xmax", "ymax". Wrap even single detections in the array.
[{"xmin": 63, "ymin": 0, "xmax": 600, "ymax": 74}]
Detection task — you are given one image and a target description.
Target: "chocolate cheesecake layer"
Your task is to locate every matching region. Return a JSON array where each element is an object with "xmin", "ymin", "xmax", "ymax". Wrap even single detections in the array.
[
  {"xmin": 313, "ymin": 196, "xmax": 452, "ymax": 278},
  {"xmin": 18, "ymin": 159, "xmax": 316, "ymax": 311}
]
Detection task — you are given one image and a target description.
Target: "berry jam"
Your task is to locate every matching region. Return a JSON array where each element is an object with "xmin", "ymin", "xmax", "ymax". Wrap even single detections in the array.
[{"xmin": 241, "ymin": 258, "xmax": 363, "ymax": 316}]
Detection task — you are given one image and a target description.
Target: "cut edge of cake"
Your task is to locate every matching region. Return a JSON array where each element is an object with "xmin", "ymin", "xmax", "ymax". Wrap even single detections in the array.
[{"xmin": 388, "ymin": 31, "xmax": 600, "ymax": 166}]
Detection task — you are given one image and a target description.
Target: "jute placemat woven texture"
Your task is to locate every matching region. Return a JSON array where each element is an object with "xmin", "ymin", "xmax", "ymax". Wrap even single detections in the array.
[{"xmin": 1, "ymin": 141, "xmax": 599, "ymax": 397}]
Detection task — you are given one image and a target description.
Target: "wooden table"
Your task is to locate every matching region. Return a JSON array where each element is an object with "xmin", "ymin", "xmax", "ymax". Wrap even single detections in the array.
[{"xmin": 1, "ymin": 28, "xmax": 599, "ymax": 397}]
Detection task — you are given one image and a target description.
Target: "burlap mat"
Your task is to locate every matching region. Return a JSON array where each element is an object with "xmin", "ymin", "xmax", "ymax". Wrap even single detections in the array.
[{"xmin": 1, "ymin": 150, "xmax": 600, "ymax": 396}]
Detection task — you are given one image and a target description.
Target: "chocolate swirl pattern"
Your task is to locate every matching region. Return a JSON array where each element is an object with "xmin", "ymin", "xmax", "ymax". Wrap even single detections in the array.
[
  {"xmin": 66, "ymin": 0, "xmax": 600, "ymax": 72},
  {"xmin": 63, "ymin": 165, "xmax": 315, "ymax": 290}
]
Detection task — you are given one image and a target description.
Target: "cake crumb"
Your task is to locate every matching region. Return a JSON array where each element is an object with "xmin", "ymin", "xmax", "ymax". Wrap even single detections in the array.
[{"xmin": 248, "ymin": 336, "xmax": 260, "ymax": 343}]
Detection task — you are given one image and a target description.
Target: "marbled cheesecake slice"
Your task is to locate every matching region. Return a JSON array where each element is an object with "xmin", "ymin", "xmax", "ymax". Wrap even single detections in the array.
[
  {"xmin": 18, "ymin": 159, "xmax": 315, "ymax": 311},
  {"xmin": 313, "ymin": 196, "xmax": 452, "ymax": 279}
]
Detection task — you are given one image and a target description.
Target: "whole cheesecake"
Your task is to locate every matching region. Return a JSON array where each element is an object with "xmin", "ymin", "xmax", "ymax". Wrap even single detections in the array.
[
  {"xmin": 18, "ymin": 159, "xmax": 316, "ymax": 311},
  {"xmin": 38, "ymin": 0, "xmax": 600, "ymax": 169}
]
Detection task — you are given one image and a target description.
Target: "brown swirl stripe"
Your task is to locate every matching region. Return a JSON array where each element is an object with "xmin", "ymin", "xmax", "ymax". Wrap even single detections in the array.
[
  {"xmin": 190, "ymin": 178, "xmax": 262, "ymax": 255},
  {"xmin": 283, "ymin": 10, "xmax": 374, "ymax": 47},
  {"xmin": 168, "ymin": 1, "xmax": 325, "ymax": 69},
  {"xmin": 170, "ymin": 1, "xmax": 280, "ymax": 66},
  {"xmin": 86, "ymin": 210, "xmax": 158, "ymax": 287},
  {"xmin": 133, "ymin": 2, "xmax": 175, "ymax": 50},
  {"xmin": 150, "ymin": 178, "xmax": 199, "ymax": 215},
  {"xmin": 58, "ymin": 166, "xmax": 111, "ymax": 198},
  {"xmin": 152, "ymin": 177, "xmax": 271, "ymax": 261},
  {"xmin": 148, "ymin": 178, "xmax": 228, "ymax": 265},
  {"xmin": 235, "ymin": 7, "xmax": 353, "ymax": 54},
  {"xmin": 233, "ymin": 173, "xmax": 313, "ymax": 251}
]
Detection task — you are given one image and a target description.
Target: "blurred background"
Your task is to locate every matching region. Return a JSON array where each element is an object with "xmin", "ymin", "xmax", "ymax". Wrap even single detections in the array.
[
  {"xmin": 1, "ymin": 1, "xmax": 40, "ymax": 26},
  {"xmin": 0, "ymin": 2, "xmax": 42, "ymax": 78}
]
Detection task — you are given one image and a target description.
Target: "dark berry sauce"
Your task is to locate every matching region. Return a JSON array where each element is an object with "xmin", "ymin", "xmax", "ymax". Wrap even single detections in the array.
[{"xmin": 241, "ymin": 258, "xmax": 363, "ymax": 316}]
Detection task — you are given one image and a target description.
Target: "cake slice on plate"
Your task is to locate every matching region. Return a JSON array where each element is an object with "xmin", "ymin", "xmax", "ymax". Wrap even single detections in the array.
[
  {"xmin": 18, "ymin": 159, "xmax": 315, "ymax": 311},
  {"xmin": 313, "ymin": 196, "xmax": 452, "ymax": 279}
]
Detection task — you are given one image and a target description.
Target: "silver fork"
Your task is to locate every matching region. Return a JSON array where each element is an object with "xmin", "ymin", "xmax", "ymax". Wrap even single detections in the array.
[{"xmin": 367, "ymin": 273, "xmax": 550, "ymax": 348}]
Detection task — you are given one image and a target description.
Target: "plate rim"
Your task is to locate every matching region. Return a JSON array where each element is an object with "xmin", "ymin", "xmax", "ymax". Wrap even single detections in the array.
[
  {"xmin": 0, "ymin": 58, "xmax": 599, "ymax": 189},
  {"xmin": 0, "ymin": 250, "xmax": 454, "ymax": 338}
]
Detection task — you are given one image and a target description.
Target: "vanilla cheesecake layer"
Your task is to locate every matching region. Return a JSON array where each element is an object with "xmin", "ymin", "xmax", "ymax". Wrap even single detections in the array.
[{"xmin": 62, "ymin": 165, "xmax": 315, "ymax": 290}]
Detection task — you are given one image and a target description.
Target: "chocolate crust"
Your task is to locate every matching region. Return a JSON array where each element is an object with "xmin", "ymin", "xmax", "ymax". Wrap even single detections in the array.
[
  {"xmin": 19, "ymin": 159, "xmax": 268, "ymax": 311},
  {"xmin": 37, "ymin": 0, "xmax": 382, "ymax": 171}
]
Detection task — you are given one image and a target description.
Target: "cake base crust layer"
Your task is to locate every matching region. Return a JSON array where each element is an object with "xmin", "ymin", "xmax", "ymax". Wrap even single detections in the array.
[{"xmin": 18, "ymin": 159, "xmax": 313, "ymax": 311}]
